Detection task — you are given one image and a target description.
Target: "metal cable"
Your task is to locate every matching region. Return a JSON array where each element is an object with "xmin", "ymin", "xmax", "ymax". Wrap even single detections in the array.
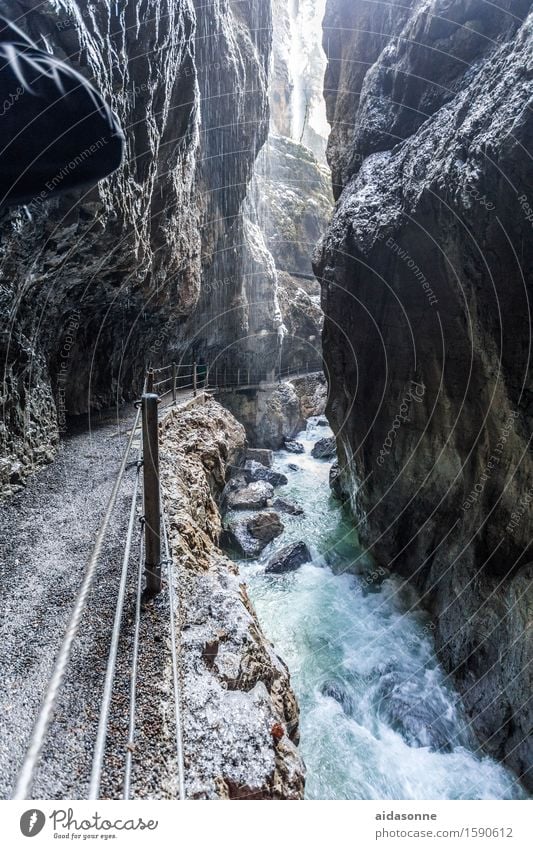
[
  {"xmin": 123, "ymin": 529, "xmax": 144, "ymax": 800},
  {"xmin": 13, "ymin": 404, "xmax": 142, "ymax": 801},
  {"xmin": 161, "ymin": 501, "xmax": 186, "ymax": 800},
  {"xmin": 88, "ymin": 453, "xmax": 142, "ymax": 799}
]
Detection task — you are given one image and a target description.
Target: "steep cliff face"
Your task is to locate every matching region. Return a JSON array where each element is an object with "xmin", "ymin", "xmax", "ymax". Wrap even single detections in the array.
[
  {"xmin": 177, "ymin": 0, "xmax": 284, "ymax": 379},
  {"xmin": 317, "ymin": 0, "xmax": 533, "ymax": 788},
  {"xmin": 0, "ymin": 0, "xmax": 273, "ymax": 495},
  {"xmin": 253, "ymin": 134, "xmax": 332, "ymax": 371}
]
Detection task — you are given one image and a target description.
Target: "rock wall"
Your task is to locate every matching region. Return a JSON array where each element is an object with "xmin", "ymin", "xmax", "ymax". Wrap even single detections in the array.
[
  {"xmin": 270, "ymin": 0, "xmax": 330, "ymax": 159},
  {"xmin": 176, "ymin": 0, "xmax": 284, "ymax": 380},
  {"xmin": 160, "ymin": 397, "xmax": 304, "ymax": 798},
  {"xmin": 253, "ymin": 134, "xmax": 332, "ymax": 371},
  {"xmin": 220, "ymin": 372, "xmax": 327, "ymax": 449},
  {"xmin": 316, "ymin": 0, "xmax": 533, "ymax": 789},
  {"xmin": 0, "ymin": 0, "xmax": 274, "ymax": 495}
]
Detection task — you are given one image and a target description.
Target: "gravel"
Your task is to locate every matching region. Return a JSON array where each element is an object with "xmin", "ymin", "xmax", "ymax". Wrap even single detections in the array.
[{"xmin": 0, "ymin": 404, "xmax": 183, "ymax": 799}]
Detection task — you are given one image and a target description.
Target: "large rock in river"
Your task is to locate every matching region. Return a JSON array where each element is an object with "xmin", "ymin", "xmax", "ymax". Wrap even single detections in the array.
[
  {"xmin": 266, "ymin": 542, "xmax": 311, "ymax": 574},
  {"xmin": 226, "ymin": 481, "xmax": 274, "ymax": 511},
  {"xmin": 244, "ymin": 460, "xmax": 288, "ymax": 487},
  {"xmin": 224, "ymin": 511, "xmax": 284, "ymax": 557},
  {"xmin": 311, "ymin": 437, "xmax": 336, "ymax": 460}
]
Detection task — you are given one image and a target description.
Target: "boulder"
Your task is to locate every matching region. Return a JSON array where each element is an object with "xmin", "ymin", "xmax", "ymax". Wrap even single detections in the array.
[
  {"xmin": 284, "ymin": 439, "xmax": 305, "ymax": 454},
  {"xmin": 226, "ymin": 481, "xmax": 274, "ymax": 510},
  {"xmin": 329, "ymin": 460, "xmax": 345, "ymax": 501},
  {"xmin": 272, "ymin": 497, "xmax": 304, "ymax": 516},
  {"xmin": 244, "ymin": 460, "xmax": 288, "ymax": 487},
  {"xmin": 287, "ymin": 463, "xmax": 301, "ymax": 472},
  {"xmin": 246, "ymin": 448, "xmax": 274, "ymax": 468},
  {"xmin": 222, "ymin": 511, "xmax": 283, "ymax": 557},
  {"xmin": 320, "ymin": 680, "xmax": 355, "ymax": 716},
  {"xmin": 247, "ymin": 511, "xmax": 284, "ymax": 543},
  {"xmin": 265, "ymin": 541, "xmax": 311, "ymax": 574},
  {"xmin": 311, "ymin": 436, "xmax": 336, "ymax": 459}
]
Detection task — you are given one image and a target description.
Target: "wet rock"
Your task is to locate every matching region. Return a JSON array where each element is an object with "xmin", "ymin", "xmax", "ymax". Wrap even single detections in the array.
[
  {"xmin": 224, "ymin": 511, "xmax": 284, "ymax": 557},
  {"xmin": 226, "ymin": 481, "xmax": 274, "ymax": 511},
  {"xmin": 321, "ymin": 680, "xmax": 356, "ymax": 717},
  {"xmin": 311, "ymin": 437, "xmax": 336, "ymax": 460},
  {"xmin": 247, "ymin": 512, "xmax": 284, "ymax": 543},
  {"xmin": 265, "ymin": 541, "xmax": 311, "ymax": 574},
  {"xmin": 329, "ymin": 461, "xmax": 345, "ymax": 502},
  {"xmin": 272, "ymin": 498, "xmax": 304, "ymax": 516},
  {"xmin": 0, "ymin": 0, "xmax": 281, "ymax": 500},
  {"xmin": 287, "ymin": 463, "xmax": 301, "ymax": 472},
  {"xmin": 246, "ymin": 448, "xmax": 274, "ymax": 468},
  {"xmin": 284, "ymin": 439, "xmax": 305, "ymax": 454},
  {"xmin": 318, "ymin": 0, "xmax": 533, "ymax": 787},
  {"xmin": 244, "ymin": 460, "xmax": 288, "ymax": 487},
  {"xmin": 374, "ymin": 672, "xmax": 457, "ymax": 754}
]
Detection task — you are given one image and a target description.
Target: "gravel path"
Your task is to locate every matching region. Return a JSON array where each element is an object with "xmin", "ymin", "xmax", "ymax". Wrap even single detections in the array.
[{"xmin": 0, "ymin": 397, "xmax": 189, "ymax": 800}]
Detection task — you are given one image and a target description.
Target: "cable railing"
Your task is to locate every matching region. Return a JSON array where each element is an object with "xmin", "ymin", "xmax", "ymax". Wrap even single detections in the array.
[
  {"xmin": 12, "ymin": 371, "xmax": 188, "ymax": 802},
  {"xmin": 12, "ymin": 357, "xmax": 324, "ymax": 800},
  {"xmin": 147, "ymin": 358, "xmax": 323, "ymax": 396}
]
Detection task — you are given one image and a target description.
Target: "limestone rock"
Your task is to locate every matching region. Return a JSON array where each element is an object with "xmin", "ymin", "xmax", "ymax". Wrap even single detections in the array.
[
  {"xmin": 317, "ymin": 0, "xmax": 533, "ymax": 789},
  {"xmin": 265, "ymin": 542, "xmax": 311, "ymax": 574},
  {"xmin": 311, "ymin": 436, "xmax": 336, "ymax": 460},
  {"xmin": 244, "ymin": 460, "xmax": 288, "ymax": 487},
  {"xmin": 226, "ymin": 481, "xmax": 274, "ymax": 511},
  {"xmin": 272, "ymin": 498, "xmax": 304, "ymax": 517},
  {"xmin": 284, "ymin": 440, "xmax": 305, "ymax": 454}
]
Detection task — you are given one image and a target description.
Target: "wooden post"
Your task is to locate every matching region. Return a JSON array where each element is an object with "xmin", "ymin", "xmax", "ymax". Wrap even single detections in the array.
[
  {"xmin": 172, "ymin": 362, "xmax": 177, "ymax": 404},
  {"xmin": 142, "ymin": 393, "xmax": 161, "ymax": 595},
  {"xmin": 193, "ymin": 361, "xmax": 198, "ymax": 397},
  {"xmin": 247, "ymin": 366, "xmax": 251, "ymax": 385},
  {"xmin": 237, "ymin": 368, "xmax": 241, "ymax": 386}
]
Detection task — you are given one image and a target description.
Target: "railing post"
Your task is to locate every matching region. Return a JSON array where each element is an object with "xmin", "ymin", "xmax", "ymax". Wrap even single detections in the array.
[
  {"xmin": 306, "ymin": 361, "xmax": 309, "ymax": 374},
  {"xmin": 146, "ymin": 368, "xmax": 155, "ymax": 394},
  {"xmin": 193, "ymin": 361, "xmax": 198, "ymax": 397},
  {"xmin": 237, "ymin": 368, "xmax": 241, "ymax": 386},
  {"xmin": 142, "ymin": 393, "xmax": 161, "ymax": 595},
  {"xmin": 247, "ymin": 366, "xmax": 251, "ymax": 385},
  {"xmin": 172, "ymin": 362, "xmax": 177, "ymax": 404}
]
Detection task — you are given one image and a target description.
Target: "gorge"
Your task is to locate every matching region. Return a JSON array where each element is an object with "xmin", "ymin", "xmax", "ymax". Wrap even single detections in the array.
[{"xmin": 0, "ymin": 0, "xmax": 531, "ymax": 801}]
